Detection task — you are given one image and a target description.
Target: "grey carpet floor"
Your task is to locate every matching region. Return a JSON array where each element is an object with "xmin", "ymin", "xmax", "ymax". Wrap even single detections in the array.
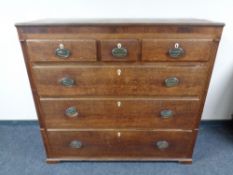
[{"xmin": 0, "ymin": 123, "xmax": 233, "ymax": 175}]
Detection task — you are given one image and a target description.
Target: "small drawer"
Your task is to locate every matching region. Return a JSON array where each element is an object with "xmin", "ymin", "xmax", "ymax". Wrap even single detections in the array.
[
  {"xmin": 47, "ymin": 130, "xmax": 196, "ymax": 160},
  {"xmin": 41, "ymin": 98, "xmax": 200, "ymax": 130},
  {"xmin": 100, "ymin": 39, "xmax": 139, "ymax": 61},
  {"xmin": 142, "ymin": 39, "xmax": 214, "ymax": 62},
  {"xmin": 26, "ymin": 39, "xmax": 97, "ymax": 62}
]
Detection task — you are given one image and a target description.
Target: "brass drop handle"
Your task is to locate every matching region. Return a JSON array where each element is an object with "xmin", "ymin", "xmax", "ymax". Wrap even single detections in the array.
[
  {"xmin": 112, "ymin": 43, "xmax": 128, "ymax": 58},
  {"xmin": 165, "ymin": 77, "xmax": 179, "ymax": 87},
  {"xmin": 69, "ymin": 140, "xmax": 82, "ymax": 149},
  {"xmin": 160, "ymin": 109, "xmax": 173, "ymax": 118},
  {"xmin": 168, "ymin": 43, "xmax": 184, "ymax": 58},
  {"xmin": 55, "ymin": 43, "xmax": 71, "ymax": 58},
  {"xmin": 65, "ymin": 106, "xmax": 78, "ymax": 117},
  {"xmin": 155, "ymin": 140, "xmax": 169, "ymax": 150},
  {"xmin": 60, "ymin": 77, "xmax": 75, "ymax": 87}
]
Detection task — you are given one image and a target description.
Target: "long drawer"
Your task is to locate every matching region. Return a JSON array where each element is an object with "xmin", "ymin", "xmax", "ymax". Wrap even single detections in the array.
[
  {"xmin": 32, "ymin": 63, "xmax": 208, "ymax": 97},
  {"xmin": 41, "ymin": 97, "xmax": 200, "ymax": 129},
  {"xmin": 46, "ymin": 130, "xmax": 196, "ymax": 160}
]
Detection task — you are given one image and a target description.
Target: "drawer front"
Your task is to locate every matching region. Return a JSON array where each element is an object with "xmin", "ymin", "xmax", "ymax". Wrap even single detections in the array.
[
  {"xmin": 32, "ymin": 64, "xmax": 208, "ymax": 96},
  {"xmin": 100, "ymin": 39, "xmax": 139, "ymax": 61},
  {"xmin": 27, "ymin": 40, "xmax": 97, "ymax": 62},
  {"xmin": 47, "ymin": 130, "xmax": 195, "ymax": 159},
  {"xmin": 142, "ymin": 39, "xmax": 214, "ymax": 61},
  {"xmin": 41, "ymin": 98, "xmax": 200, "ymax": 129}
]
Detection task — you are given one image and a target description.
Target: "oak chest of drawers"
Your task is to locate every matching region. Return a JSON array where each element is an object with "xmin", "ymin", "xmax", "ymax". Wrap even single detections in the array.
[{"xmin": 16, "ymin": 19, "xmax": 224, "ymax": 163}]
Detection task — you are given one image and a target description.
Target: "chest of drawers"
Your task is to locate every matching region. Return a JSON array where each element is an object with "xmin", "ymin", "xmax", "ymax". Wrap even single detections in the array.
[{"xmin": 16, "ymin": 19, "xmax": 224, "ymax": 163}]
